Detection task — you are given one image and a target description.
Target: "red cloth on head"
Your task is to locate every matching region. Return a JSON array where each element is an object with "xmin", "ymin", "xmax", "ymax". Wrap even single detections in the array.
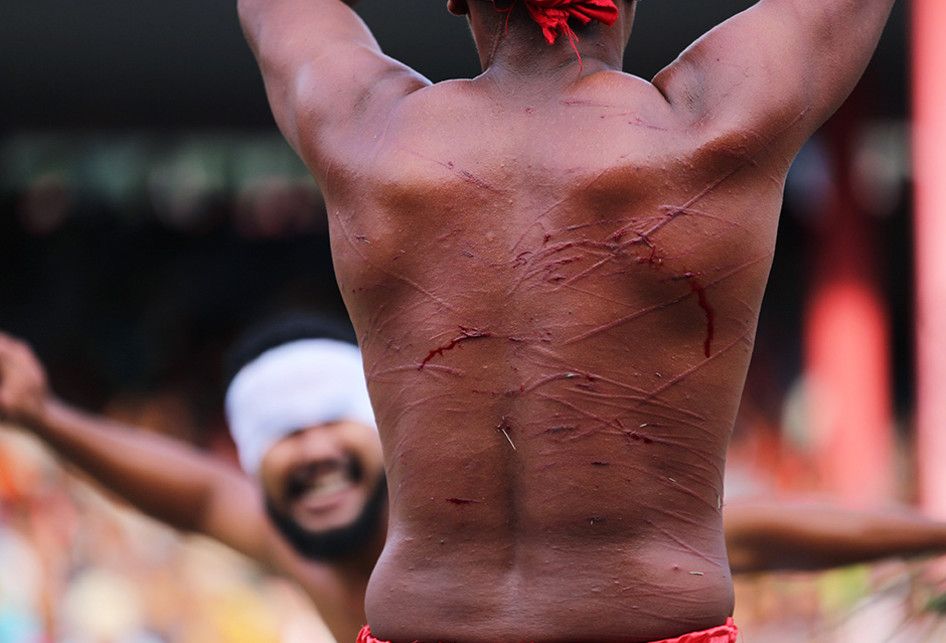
[
  {"xmin": 521, "ymin": 0, "xmax": 620, "ymax": 46},
  {"xmin": 357, "ymin": 618, "xmax": 739, "ymax": 643}
]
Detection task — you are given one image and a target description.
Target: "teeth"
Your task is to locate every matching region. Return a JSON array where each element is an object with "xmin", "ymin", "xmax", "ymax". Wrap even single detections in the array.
[
  {"xmin": 300, "ymin": 472, "xmax": 353, "ymax": 501},
  {"xmin": 315, "ymin": 469, "xmax": 347, "ymax": 488}
]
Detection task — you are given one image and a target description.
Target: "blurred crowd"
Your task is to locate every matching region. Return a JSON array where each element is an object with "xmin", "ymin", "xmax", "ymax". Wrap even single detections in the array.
[{"xmin": 0, "ymin": 135, "xmax": 347, "ymax": 420}]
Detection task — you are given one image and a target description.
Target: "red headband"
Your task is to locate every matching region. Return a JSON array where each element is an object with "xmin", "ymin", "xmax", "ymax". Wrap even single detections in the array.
[{"xmin": 521, "ymin": 0, "xmax": 620, "ymax": 46}]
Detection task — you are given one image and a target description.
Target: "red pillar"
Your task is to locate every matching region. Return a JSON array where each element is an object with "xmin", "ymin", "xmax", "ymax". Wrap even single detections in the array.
[
  {"xmin": 805, "ymin": 109, "xmax": 894, "ymax": 506},
  {"xmin": 913, "ymin": 0, "xmax": 946, "ymax": 518}
]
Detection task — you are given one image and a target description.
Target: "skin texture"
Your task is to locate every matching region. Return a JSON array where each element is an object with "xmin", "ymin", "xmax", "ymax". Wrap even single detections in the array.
[
  {"xmin": 239, "ymin": 0, "xmax": 896, "ymax": 640},
  {"xmin": 5, "ymin": 334, "xmax": 946, "ymax": 641}
]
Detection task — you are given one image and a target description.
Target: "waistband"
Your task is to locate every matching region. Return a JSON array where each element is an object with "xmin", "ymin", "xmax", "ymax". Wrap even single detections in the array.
[{"xmin": 356, "ymin": 618, "xmax": 738, "ymax": 643}]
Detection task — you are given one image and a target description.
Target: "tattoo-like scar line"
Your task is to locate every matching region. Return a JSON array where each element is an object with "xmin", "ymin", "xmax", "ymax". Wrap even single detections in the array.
[
  {"xmin": 402, "ymin": 148, "xmax": 499, "ymax": 193},
  {"xmin": 639, "ymin": 330, "xmax": 752, "ymax": 403},
  {"xmin": 564, "ymin": 253, "xmax": 770, "ymax": 344},
  {"xmin": 336, "ymin": 214, "xmax": 459, "ymax": 313}
]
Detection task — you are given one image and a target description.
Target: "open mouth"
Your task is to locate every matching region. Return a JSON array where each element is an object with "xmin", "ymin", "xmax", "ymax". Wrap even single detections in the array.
[{"xmin": 285, "ymin": 457, "xmax": 363, "ymax": 515}]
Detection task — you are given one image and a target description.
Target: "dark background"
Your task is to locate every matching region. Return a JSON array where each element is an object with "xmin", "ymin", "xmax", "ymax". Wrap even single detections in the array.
[
  {"xmin": 0, "ymin": 0, "xmax": 907, "ymax": 129},
  {"xmin": 0, "ymin": 1, "xmax": 913, "ymax": 438}
]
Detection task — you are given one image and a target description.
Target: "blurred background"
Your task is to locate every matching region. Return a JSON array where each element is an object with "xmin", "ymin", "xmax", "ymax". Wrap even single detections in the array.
[{"xmin": 2, "ymin": 0, "xmax": 943, "ymax": 641}]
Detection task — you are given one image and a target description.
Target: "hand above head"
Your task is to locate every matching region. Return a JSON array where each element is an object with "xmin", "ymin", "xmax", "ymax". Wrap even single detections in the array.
[
  {"xmin": 1, "ymin": 331, "xmax": 273, "ymax": 577},
  {"xmin": 0, "ymin": 332, "xmax": 51, "ymax": 428}
]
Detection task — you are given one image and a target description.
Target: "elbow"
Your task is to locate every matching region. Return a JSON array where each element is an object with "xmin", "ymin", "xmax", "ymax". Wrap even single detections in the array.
[
  {"xmin": 236, "ymin": 0, "xmax": 254, "ymax": 20},
  {"xmin": 236, "ymin": 0, "xmax": 260, "ymax": 43}
]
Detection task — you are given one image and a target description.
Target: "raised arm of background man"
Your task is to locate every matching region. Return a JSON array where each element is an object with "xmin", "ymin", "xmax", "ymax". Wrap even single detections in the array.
[
  {"xmin": 0, "ymin": 332, "xmax": 276, "ymax": 568},
  {"xmin": 654, "ymin": 0, "xmax": 896, "ymax": 163},
  {"xmin": 725, "ymin": 499, "xmax": 946, "ymax": 574},
  {"xmin": 0, "ymin": 331, "xmax": 380, "ymax": 642},
  {"xmin": 237, "ymin": 0, "xmax": 426, "ymax": 178}
]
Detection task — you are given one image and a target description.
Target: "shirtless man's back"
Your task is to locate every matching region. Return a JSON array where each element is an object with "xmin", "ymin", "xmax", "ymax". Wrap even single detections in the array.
[{"xmin": 240, "ymin": 1, "xmax": 895, "ymax": 640}]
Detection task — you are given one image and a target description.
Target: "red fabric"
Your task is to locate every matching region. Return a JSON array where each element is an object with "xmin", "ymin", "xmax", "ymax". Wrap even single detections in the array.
[
  {"xmin": 357, "ymin": 618, "xmax": 738, "ymax": 643},
  {"xmin": 520, "ymin": 0, "xmax": 620, "ymax": 46}
]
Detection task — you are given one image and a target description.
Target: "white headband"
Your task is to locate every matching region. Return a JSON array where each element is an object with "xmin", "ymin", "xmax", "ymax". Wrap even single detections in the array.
[{"xmin": 225, "ymin": 338, "xmax": 376, "ymax": 476}]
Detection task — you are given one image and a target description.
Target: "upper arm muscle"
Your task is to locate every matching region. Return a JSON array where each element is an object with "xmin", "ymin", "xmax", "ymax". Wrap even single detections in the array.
[
  {"xmin": 653, "ymin": 0, "xmax": 895, "ymax": 155},
  {"xmin": 200, "ymin": 467, "xmax": 273, "ymax": 564},
  {"xmin": 240, "ymin": 0, "xmax": 428, "ymax": 163}
]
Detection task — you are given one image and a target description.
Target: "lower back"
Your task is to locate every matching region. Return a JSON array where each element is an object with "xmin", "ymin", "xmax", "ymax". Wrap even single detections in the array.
[
  {"xmin": 357, "ymin": 263, "xmax": 754, "ymax": 641},
  {"xmin": 367, "ymin": 532, "xmax": 734, "ymax": 642}
]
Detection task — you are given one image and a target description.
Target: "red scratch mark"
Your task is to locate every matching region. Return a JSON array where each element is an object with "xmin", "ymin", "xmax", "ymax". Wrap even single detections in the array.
[
  {"xmin": 558, "ymin": 100, "xmax": 669, "ymax": 131},
  {"xmin": 636, "ymin": 240, "xmax": 664, "ymax": 268},
  {"xmin": 335, "ymin": 215, "xmax": 458, "ymax": 313},
  {"xmin": 419, "ymin": 327, "xmax": 491, "ymax": 369},
  {"xmin": 458, "ymin": 169, "xmax": 493, "ymax": 190},
  {"xmin": 436, "ymin": 228, "xmax": 463, "ymax": 242},
  {"xmin": 446, "ymin": 497, "xmax": 481, "ymax": 505},
  {"xmin": 644, "ymin": 330, "xmax": 753, "ymax": 402},
  {"xmin": 564, "ymin": 254, "xmax": 768, "ymax": 346},
  {"xmin": 560, "ymin": 98, "xmax": 614, "ymax": 107},
  {"xmin": 626, "ymin": 431, "xmax": 655, "ymax": 445},
  {"xmin": 607, "ymin": 107, "xmax": 813, "ymax": 245},
  {"xmin": 442, "ymin": 160, "xmax": 494, "ymax": 190},
  {"xmin": 403, "ymin": 150, "xmax": 498, "ymax": 192},
  {"xmin": 565, "ymin": 292, "xmax": 691, "ymax": 345},
  {"xmin": 627, "ymin": 117, "xmax": 669, "ymax": 132},
  {"xmin": 545, "ymin": 256, "xmax": 583, "ymax": 271},
  {"xmin": 684, "ymin": 272, "xmax": 715, "ymax": 358}
]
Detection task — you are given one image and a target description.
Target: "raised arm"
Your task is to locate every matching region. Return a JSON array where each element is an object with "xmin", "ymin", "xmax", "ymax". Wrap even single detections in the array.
[
  {"xmin": 725, "ymin": 499, "xmax": 946, "ymax": 574},
  {"xmin": 0, "ymin": 332, "xmax": 271, "ymax": 565},
  {"xmin": 238, "ymin": 0, "xmax": 428, "ymax": 170},
  {"xmin": 654, "ymin": 0, "xmax": 896, "ymax": 156}
]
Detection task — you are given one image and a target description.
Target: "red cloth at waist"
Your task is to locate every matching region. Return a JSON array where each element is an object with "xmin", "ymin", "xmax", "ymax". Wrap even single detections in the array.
[{"xmin": 357, "ymin": 618, "xmax": 738, "ymax": 643}]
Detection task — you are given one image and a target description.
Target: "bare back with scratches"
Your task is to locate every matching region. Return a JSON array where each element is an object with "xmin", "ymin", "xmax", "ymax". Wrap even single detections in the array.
[{"xmin": 239, "ymin": 0, "xmax": 896, "ymax": 640}]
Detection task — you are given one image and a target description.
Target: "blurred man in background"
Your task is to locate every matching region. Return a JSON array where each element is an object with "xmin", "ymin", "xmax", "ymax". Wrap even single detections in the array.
[{"xmin": 0, "ymin": 317, "xmax": 382, "ymax": 641}]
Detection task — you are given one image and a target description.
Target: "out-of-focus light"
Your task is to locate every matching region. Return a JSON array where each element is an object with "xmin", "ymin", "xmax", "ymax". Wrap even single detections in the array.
[
  {"xmin": 852, "ymin": 122, "xmax": 909, "ymax": 219},
  {"xmin": 17, "ymin": 172, "xmax": 74, "ymax": 236},
  {"xmin": 786, "ymin": 138, "xmax": 833, "ymax": 223},
  {"xmin": 234, "ymin": 176, "xmax": 324, "ymax": 239},
  {"xmin": 913, "ymin": 0, "xmax": 946, "ymax": 518},
  {"xmin": 806, "ymin": 279, "xmax": 894, "ymax": 505}
]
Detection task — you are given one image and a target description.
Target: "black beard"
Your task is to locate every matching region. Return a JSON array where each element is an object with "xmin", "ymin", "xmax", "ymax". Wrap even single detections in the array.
[{"xmin": 265, "ymin": 476, "xmax": 387, "ymax": 562}]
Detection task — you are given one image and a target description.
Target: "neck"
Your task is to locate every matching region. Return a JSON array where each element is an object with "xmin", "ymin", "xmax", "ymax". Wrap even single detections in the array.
[{"xmin": 470, "ymin": 2, "xmax": 630, "ymax": 80}]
